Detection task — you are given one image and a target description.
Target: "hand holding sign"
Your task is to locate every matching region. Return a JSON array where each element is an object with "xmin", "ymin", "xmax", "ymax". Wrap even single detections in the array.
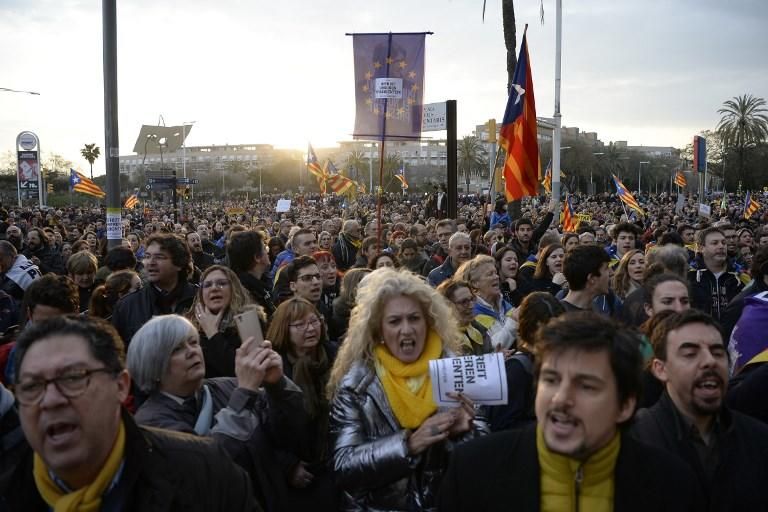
[{"xmin": 429, "ymin": 353, "xmax": 508, "ymax": 407}]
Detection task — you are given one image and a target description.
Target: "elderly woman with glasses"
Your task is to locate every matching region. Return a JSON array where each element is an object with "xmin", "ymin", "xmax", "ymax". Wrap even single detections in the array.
[
  {"xmin": 437, "ymin": 280, "xmax": 492, "ymax": 356},
  {"xmin": 127, "ymin": 314, "xmax": 307, "ymax": 511},
  {"xmin": 188, "ymin": 265, "xmax": 265, "ymax": 378},
  {"xmin": 265, "ymin": 297, "xmax": 339, "ymax": 508},
  {"xmin": 327, "ymin": 268, "xmax": 489, "ymax": 511},
  {"xmin": 454, "ymin": 255, "xmax": 518, "ymax": 352}
]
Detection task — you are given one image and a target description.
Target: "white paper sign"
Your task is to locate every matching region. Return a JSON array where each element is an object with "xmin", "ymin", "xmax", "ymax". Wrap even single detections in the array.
[
  {"xmin": 106, "ymin": 209, "xmax": 122, "ymax": 240},
  {"xmin": 374, "ymin": 78, "xmax": 403, "ymax": 99},
  {"xmin": 422, "ymin": 102, "xmax": 447, "ymax": 131},
  {"xmin": 429, "ymin": 353, "xmax": 508, "ymax": 407},
  {"xmin": 698, "ymin": 203, "xmax": 711, "ymax": 218},
  {"xmin": 276, "ymin": 199, "xmax": 291, "ymax": 212}
]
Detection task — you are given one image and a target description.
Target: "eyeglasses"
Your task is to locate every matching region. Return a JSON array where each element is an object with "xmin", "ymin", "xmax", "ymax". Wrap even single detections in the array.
[
  {"xmin": 15, "ymin": 368, "xmax": 115, "ymax": 405},
  {"xmin": 296, "ymin": 273, "xmax": 321, "ymax": 283},
  {"xmin": 202, "ymin": 279, "xmax": 230, "ymax": 289},
  {"xmin": 454, "ymin": 297, "xmax": 476, "ymax": 308},
  {"xmin": 289, "ymin": 317, "xmax": 321, "ymax": 331}
]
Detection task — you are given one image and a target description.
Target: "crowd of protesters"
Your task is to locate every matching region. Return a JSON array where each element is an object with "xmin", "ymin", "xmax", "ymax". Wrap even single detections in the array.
[{"xmin": 0, "ymin": 185, "xmax": 767, "ymax": 511}]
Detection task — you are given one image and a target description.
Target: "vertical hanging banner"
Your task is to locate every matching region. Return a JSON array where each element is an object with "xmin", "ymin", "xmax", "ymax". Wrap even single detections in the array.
[
  {"xmin": 693, "ymin": 135, "xmax": 707, "ymax": 173},
  {"xmin": 352, "ymin": 32, "xmax": 426, "ymax": 140}
]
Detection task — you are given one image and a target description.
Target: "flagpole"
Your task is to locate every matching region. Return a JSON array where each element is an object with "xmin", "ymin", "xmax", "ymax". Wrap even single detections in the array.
[{"xmin": 551, "ymin": 0, "xmax": 563, "ymax": 214}]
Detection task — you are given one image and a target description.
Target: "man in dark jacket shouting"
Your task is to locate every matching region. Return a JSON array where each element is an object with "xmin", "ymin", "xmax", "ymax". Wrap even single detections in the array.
[
  {"xmin": 438, "ymin": 313, "xmax": 698, "ymax": 512},
  {"xmin": 3, "ymin": 316, "xmax": 257, "ymax": 511},
  {"xmin": 632, "ymin": 310, "xmax": 768, "ymax": 511}
]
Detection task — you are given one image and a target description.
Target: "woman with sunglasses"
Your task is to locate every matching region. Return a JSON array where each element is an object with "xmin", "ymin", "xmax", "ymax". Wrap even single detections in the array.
[{"xmin": 188, "ymin": 265, "xmax": 265, "ymax": 378}]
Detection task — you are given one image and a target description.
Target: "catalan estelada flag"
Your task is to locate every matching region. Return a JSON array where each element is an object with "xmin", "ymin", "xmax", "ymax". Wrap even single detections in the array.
[
  {"xmin": 499, "ymin": 31, "xmax": 539, "ymax": 201},
  {"xmin": 323, "ymin": 160, "xmax": 355, "ymax": 196},
  {"xmin": 124, "ymin": 194, "xmax": 139, "ymax": 209},
  {"xmin": 70, "ymin": 169, "xmax": 105, "ymax": 198},
  {"xmin": 612, "ymin": 174, "xmax": 644, "ymax": 216},
  {"xmin": 394, "ymin": 169, "xmax": 409, "ymax": 189},
  {"xmin": 675, "ymin": 171, "xmax": 687, "ymax": 188},
  {"xmin": 562, "ymin": 194, "xmax": 577, "ymax": 232},
  {"xmin": 307, "ymin": 144, "xmax": 328, "ymax": 194},
  {"xmin": 744, "ymin": 191, "xmax": 760, "ymax": 219},
  {"xmin": 542, "ymin": 160, "xmax": 552, "ymax": 193}
]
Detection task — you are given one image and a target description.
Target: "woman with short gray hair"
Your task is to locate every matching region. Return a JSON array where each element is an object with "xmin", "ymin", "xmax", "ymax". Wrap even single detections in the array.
[{"xmin": 126, "ymin": 314, "xmax": 308, "ymax": 511}]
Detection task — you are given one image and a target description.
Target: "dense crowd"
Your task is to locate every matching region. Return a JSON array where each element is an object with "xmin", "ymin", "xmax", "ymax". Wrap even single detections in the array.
[{"xmin": 0, "ymin": 187, "xmax": 767, "ymax": 511}]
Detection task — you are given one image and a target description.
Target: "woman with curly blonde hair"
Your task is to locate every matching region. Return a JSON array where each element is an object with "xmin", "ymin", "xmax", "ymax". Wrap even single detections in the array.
[
  {"xmin": 328, "ymin": 268, "xmax": 488, "ymax": 511},
  {"xmin": 187, "ymin": 264, "xmax": 264, "ymax": 378},
  {"xmin": 612, "ymin": 249, "xmax": 645, "ymax": 300}
]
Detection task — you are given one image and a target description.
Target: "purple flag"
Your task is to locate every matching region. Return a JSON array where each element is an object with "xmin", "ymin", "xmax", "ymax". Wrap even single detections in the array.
[
  {"xmin": 729, "ymin": 291, "xmax": 768, "ymax": 374},
  {"xmin": 352, "ymin": 33, "xmax": 426, "ymax": 140}
]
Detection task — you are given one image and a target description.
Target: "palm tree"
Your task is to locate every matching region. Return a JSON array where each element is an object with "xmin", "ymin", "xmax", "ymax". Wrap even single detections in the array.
[
  {"xmin": 458, "ymin": 136, "xmax": 489, "ymax": 192},
  {"xmin": 345, "ymin": 150, "xmax": 369, "ymax": 181},
  {"xmin": 716, "ymin": 94, "xmax": 768, "ymax": 187},
  {"xmin": 80, "ymin": 143, "xmax": 101, "ymax": 180}
]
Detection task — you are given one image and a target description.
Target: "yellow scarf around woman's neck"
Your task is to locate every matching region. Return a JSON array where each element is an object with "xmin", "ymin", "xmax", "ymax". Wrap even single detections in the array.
[
  {"xmin": 34, "ymin": 419, "xmax": 126, "ymax": 512},
  {"xmin": 374, "ymin": 329, "xmax": 442, "ymax": 429}
]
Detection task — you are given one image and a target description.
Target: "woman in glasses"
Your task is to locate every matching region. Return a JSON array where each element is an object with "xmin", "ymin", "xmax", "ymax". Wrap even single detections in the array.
[
  {"xmin": 437, "ymin": 280, "xmax": 492, "ymax": 356},
  {"xmin": 265, "ymin": 297, "xmax": 339, "ymax": 507},
  {"xmin": 188, "ymin": 265, "xmax": 265, "ymax": 378}
]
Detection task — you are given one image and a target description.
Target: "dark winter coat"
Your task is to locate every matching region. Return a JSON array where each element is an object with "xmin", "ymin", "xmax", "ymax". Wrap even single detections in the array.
[
  {"xmin": 631, "ymin": 391, "xmax": 768, "ymax": 511},
  {"xmin": 1, "ymin": 410, "xmax": 258, "ymax": 512},
  {"xmin": 438, "ymin": 424, "xmax": 699, "ymax": 512},
  {"xmin": 112, "ymin": 281, "xmax": 197, "ymax": 345}
]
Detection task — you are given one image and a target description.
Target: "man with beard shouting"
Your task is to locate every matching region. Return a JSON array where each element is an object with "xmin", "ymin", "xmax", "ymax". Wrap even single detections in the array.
[{"xmin": 632, "ymin": 310, "xmax": 768, "ymax": 511}]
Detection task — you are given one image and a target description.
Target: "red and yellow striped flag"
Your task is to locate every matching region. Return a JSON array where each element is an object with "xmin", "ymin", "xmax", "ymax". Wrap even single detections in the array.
[
  {"xmin": 562, "ymin": 195, "xmax": 577, "ymax": 232},
  {"xmin": 124, "ymin": 194, "xmax": 139, "ymax": 209},
  {"xmin": 674, "ymin": 171, "xmax": 687, "ymax": 188},
  {"xmin": 499, "ymin": 31, "xmax": 539, "ymax": 201},
  {"xmin": 69, "ymin": 169, "xmax": 105, "ymax": 198}
]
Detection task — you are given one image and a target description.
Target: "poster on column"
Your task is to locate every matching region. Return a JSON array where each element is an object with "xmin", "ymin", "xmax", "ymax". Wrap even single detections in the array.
[
  {"xmin": 429, "ymin": 353, "xmax": 508, "ymax": 407},
  {"xmin": 17, "ymin": 151, "xmax": 40, "ymax": 200}
]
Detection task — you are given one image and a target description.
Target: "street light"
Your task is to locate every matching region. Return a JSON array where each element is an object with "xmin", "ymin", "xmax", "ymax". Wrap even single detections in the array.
[
  {"xmin": 181, "ymin": 121, "xmax": 196, "ymax": 199},
  {"xmin": 591, "ymin": 152, "xmax": 605, "ymax": 194},
  {"xmin": 638, "ymin": 161, "xmax": 650, "ymax": 193}
]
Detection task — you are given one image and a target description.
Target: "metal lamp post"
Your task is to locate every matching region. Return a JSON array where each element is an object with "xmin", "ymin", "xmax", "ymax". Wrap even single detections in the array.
[{"xmin": 638, "ymin": 161, "xmax": 649, "ymax": 194}]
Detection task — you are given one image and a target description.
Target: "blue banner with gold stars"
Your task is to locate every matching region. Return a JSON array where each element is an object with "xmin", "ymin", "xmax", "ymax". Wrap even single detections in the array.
[{"xmin": 352, "ymin": 32, "xmax": 426, "ymax": 141}]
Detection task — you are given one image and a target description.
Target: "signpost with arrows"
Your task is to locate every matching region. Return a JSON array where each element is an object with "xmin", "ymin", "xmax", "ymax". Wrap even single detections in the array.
[{"xmin": 144, "ymin": 171, "xmax": 199, "ymax": 222}]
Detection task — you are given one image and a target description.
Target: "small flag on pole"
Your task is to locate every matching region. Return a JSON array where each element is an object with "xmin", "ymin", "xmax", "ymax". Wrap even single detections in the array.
[
  {"xmin": 70, "ymin": 169, "xmax": 105, "ymax": 198},
  {"xmin": 744, "ymin": 191, "xmax": 760, "ymax": 219},
  {"xmin": 307, "ymin": 144, "xmax": 328, "ymax": 194},
  {"xmin": 675, "ymin": 171, "xmax": 687, "ymax": 188},
  {"xmin": 562, "ymin": 194, "xmax": 577, "ymax": 232},
  {"xmin": 612, "ymin": 174, "xmax": 644, "ymax": 216},
  {"xmin": 124, "ymin": 194, "xmax": 139, "ymax": 209},
  {"xmin": 541, "ymin": 160, "xmax": 552, "ymax": 193},
  {"xmin": 720, "ymin": 191, "xmax": 727, "ymax": 211},
  {"xmin": 395, "ymin": 169, "xmax": 409, "ymax": 189}
]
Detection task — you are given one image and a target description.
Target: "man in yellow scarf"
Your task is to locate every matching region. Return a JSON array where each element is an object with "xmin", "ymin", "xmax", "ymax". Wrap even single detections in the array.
[
  {"xmin": 5, "ymin": 316, "xmax": 258, "ymax": 511},
  {"xmin": 438, "ymin": 312, "xmax": 700, "ymax": 512}
]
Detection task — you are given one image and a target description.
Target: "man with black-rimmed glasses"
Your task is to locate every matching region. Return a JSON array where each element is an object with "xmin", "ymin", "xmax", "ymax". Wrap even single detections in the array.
[{"xmin": 2, "ymin": 316, "xmax": 256, "ymax": 511}]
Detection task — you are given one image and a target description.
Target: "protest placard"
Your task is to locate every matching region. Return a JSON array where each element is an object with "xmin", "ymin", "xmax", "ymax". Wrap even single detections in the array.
[
  {"xmin": 276, "ymin": 199, "xmax": 291, "ymax": 212},
  {"xmin": 429, "ymin": 353, "xmax": 508, "ymax": 407}
]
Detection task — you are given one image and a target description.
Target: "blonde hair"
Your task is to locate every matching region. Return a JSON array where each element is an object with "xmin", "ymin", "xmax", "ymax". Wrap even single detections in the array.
[
  {"xmin": 327, "ymin": 268, "xmax": 462, "ymax": 396},
  {"xmin": 612, "ymin": 249, "xmax": 644, "ymax": 300},
  {"xmin": 453, "ymin": 255, "xmax": 495, "ymax": 290},
  {"xmin": 188, "ymin": 265, "xmax": 263, "ymax": 332}
]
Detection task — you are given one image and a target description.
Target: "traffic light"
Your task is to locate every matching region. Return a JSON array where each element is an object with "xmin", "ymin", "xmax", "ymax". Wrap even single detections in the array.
[
  {"xmin": 486, "ymin": 119, "xmax": 497, "ymax": 143},
  {"xmin": 47, "ymin": 183, "xmax": 53, "ymax": 194}
]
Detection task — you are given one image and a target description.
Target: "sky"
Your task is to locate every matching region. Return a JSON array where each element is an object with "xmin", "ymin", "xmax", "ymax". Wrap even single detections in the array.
[{"xmin": 1, "ymin": 0, "xmax": 766, "ymax": 176}]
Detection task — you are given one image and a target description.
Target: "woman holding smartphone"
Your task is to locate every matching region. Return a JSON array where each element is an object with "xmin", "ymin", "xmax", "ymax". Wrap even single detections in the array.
[{"xmin": 189, "ymin": 265, "xmax": 266, "ymax": 378}]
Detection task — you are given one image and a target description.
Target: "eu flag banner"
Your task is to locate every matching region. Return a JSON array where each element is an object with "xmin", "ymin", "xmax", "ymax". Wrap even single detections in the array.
[
  {"xmin": 352, "ymin": 33, "xmax": 426, "ymax": 140},
  {"xmin": 499, "ymin": 32, "xmax": 539, "ymax": 201}
]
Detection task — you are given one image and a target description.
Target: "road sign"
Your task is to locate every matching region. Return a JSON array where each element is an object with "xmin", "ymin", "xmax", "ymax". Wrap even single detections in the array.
[
  {"xmin": 147, "ymin": 183, "xmax": 174, "ymax": 190},
  {"xmin": 147, "ymin": 177, "xmax": 176, "ymax": 184},
  {"xmin": 176, "ymin": 177, "xmax": 199, "ymax": 184}
]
